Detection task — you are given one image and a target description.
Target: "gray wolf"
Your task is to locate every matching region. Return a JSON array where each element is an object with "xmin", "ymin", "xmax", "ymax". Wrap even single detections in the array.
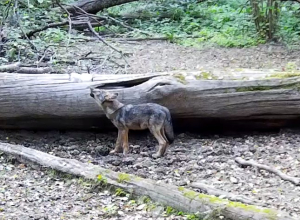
[{"xmin": 89, "ymin": 88, "xmax": 174, "ymax": 158}]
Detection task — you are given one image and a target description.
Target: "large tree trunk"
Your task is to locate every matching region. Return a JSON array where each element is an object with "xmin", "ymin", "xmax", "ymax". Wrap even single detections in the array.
[
  {"xmin": 1, "ymin": 70, "xmax": 300, "ymax": 131},
  {"xmin": 0, "ymin": 142, "xmax": 295, "ymax": 220},
  {"xmin": 66, "ymin": 0, "xmax": 138, "ymax": 15}
]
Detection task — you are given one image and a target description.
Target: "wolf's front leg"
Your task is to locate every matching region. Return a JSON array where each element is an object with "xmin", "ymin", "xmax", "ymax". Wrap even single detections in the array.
[
  {"xmin": 110, "ymin": 129, "xmax": 123, "ymax": 154},
  {"xmin": 122, "ymin": 128, "xmax": 129, "ymax": 156}
]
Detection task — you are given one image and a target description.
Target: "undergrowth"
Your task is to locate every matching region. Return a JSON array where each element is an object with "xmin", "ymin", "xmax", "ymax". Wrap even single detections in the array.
[
  {"xmin": 0, "ymin": 0, "xmax": 78, "ymax": 64},
  {"xmin": 105, "ymin": 0, "xmax": 300, "ymax": 48},
  {"xmin": 1, "ymin": 0, "xmax": 300, "ymax": 64}
]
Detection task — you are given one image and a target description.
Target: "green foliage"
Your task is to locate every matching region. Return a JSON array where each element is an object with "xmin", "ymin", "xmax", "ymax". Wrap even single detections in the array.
[
  {"xmin": 115, "ymin": 188, "xmax": 127, "ymax": 197},
  {"xmin": 102, "ymin": 204, "xmax": 119, "ymax": 217},
  {"xmin": 0, "ymin": 0, "xmax": 75, "ymax": 63},
  {"xmin": 278, "ymin": 2, "xmax": 300, "ymax": 45},
  {"xmin": 1, "ymin": 0, "xmax": 300, "ymax": 64},
  {"xmin": 117, "ymin": 173, "xmax": 131, "ymax": 183},
  {"xmin": 105, "ymin": 0, "xmax": 300, "ymax": 48},
  {"xmin": 106, "ymin": 0, "xmax": 263, "ymax": 47}
]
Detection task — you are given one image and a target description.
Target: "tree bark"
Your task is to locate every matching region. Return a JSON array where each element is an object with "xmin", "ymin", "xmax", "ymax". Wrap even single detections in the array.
[
  {"xmin": 1, "ymin": 70, "xmax": 300, "ymax": 131},
  {"xmin": 0, "ymin": 142, "xmax": 295, "ymax": 220},
  {"xmin": 66, "ymin": 0, "xmax": 139, "ymax": 15}
]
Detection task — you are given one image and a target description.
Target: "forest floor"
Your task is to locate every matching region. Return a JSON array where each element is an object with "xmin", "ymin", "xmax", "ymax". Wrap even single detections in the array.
[
  {"xmin": 59, "ymin": 39, "xmax": 300, "ymax": 75},
  {"xmin": 1, "ymin": 39, "xmax": 300, "ymax": 220}
]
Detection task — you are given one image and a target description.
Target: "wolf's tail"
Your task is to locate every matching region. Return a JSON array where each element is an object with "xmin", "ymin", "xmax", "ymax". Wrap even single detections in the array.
[{"xmin": 163, "ymin": 109, "xmax": 174, "ymax": 144}]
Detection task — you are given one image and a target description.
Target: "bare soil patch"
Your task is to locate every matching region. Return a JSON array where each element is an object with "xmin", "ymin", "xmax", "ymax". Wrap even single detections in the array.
[{"xmin": 61, "ymin": 40, "xmax": 300, "ymax": 75}]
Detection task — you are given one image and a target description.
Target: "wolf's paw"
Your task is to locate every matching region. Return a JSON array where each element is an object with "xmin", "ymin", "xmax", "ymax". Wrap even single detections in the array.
[
  {"xmin": 123, "ymin": 148, "xmax": 129, "ymax": 156},
  {"xmin": 109, "ymin": 150, "xmax": 116, "ymax": 154},
  {"xmin": 151, "ymin": 153, "xmax": 162, "ymax": 159}
]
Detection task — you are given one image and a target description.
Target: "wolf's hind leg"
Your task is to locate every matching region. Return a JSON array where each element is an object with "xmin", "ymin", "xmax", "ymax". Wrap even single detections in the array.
[
  {"xmin": 160, "ymin": 126, "xmax": 169, "ymax": 151},
  {"xmin": 149, "ymin": 125, "xmax": 167, "ymax": 158},
  {"xmin": 109, "ymin": 129, "xmax": 123, "ymax": 154},
  {"xmin": 160, "ymin": 126, "xmax": 168, "ymax": 143}
]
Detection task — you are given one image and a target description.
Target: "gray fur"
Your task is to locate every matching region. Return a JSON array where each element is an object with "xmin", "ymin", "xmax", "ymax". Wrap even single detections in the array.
[{"xmin": 90, "ymin": 88, "xmax": 174, "ymax": 158}]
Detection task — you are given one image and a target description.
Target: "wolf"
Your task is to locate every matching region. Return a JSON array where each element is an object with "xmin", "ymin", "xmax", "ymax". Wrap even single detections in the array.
[{"xmin": 89, "ymin": 88, "xmax": 174, "ymax": 158}]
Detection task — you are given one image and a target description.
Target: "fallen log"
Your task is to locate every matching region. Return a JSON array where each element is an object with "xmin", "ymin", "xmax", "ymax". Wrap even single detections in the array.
[
  {"xmin": 189, "ymin": 182, "xmax": 259, "ymax": 206},
  {"xmin": 0, "ymin": 62, "xmax": 52, "ymax": 74},
  {"xmin": 65, "ymin": 0, "xmax": 139, "ymax": 15},
  {"xmin": 1, "ymin": 69, "xmax": 300, "ymax": 131},
  {"xmin": 0, "ymin": 142, "xmax": 295, "ymax": 220}
]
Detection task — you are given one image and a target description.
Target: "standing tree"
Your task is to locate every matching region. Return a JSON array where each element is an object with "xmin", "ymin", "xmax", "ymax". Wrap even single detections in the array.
[{"xmin": 250, "ymin": 0, "xmax": 281, "ymax": 40}]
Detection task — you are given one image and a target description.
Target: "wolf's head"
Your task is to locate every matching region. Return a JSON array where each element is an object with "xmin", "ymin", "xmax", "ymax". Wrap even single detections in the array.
[{"xmin": 90, "ymin": 88, "xmax": 119, "ymax": 106}]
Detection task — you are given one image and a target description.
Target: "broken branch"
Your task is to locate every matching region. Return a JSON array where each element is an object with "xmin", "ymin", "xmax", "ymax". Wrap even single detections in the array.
[
  {"xmin": 24, "ymin": 21, "xmax": 69, "ymax": 38},
  {"xmin": 0, "ymin": 62, "xmax": 51, "ymax": 74},
  {"xmin": 235, "ymin": 157, "xmax": 300, "ymax": 186},
  {"xmin": 0, "ymin": 62, "xmax": 21, "ymax": 72}
]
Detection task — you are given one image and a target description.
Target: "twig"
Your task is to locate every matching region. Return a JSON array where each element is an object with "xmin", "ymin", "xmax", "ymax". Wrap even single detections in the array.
[
  {"xmin": 86, "ymin": 21, "xmax": 121, "ymax": 53},
  {"xmin": 14, "ymin": 0, "xmax": 37, "ymax": 51},
  {"xmin": 103, "ymin": 15, "xmax": 151, "ymax": 36},
  {"xmin": 64, "ymin": 3, "xmax": 153, "ymax": 38},
  {"xmin": 112, "ymin": 36, "xmax": 202, "ymax": 42},
  {"xmin": 23, "ymin": 17, "xmax": 105, "ymax": 39},
  {"xmin": 23, "ymin": 21, "xmax": 69, "ymax": 38},
  {"xmin": 61, "ymin": 3, "xmax": 131, "ymax": 69},
  {"xmin": 63, "ymin": 4, "xmax": 105, "ymax": 27},
  {"xmin": 189, "ymin": 182, "xmax": 261, "ymax": 206},
  {"xmin": 62, "ymin": 3, "xmax": 127, "ymax": 61},
  {"xmin": 235, "ymin": 157, "xmax": 300, "ymax": 186},
  {"xmin": 37, "ymin": 46, "xmax": 52, "ymax": 67},
  {"xmin": 86, "ymin": 21, "xmax": 128, "ymax": 67},
  {"xmin": 55, "ymin": 0, "xmax": 72, "ymax": 46}
]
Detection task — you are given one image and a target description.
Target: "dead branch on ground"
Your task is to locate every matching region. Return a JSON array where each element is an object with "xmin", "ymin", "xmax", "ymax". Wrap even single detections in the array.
[
  {"xmin": 23, "ymin": 21, "xmax": 69, "ymax": 39},
  {"xmin": 0, "ymin": 62, "xmax": 52, "ymax": 74},
  {"xmin": 0, "ymin": 62, "xmax": 21, "ymax": 72},
  {"xmin": 235, "ymin": 157, "xmax": 300, "ymax": 186},
  {"xmin": 113, "ymin": 36, "xmax": 205, "ymax": 42},
  {"xmin": 0, "ymin": 142, "xmax": 295, "ymax": 220}
]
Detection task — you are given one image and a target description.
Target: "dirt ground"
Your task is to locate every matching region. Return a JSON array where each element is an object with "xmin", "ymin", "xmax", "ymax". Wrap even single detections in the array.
[
  {"xmin": 1, "ymin": 129, "xmax": 300, "ymax": 219},
  {"xmin": 59, "ymin": 39, "xmax": 300, "ymax": 75},
  {"xmin": 1, "ymin": 40, "xmax": 300, "ymax": 220}
]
